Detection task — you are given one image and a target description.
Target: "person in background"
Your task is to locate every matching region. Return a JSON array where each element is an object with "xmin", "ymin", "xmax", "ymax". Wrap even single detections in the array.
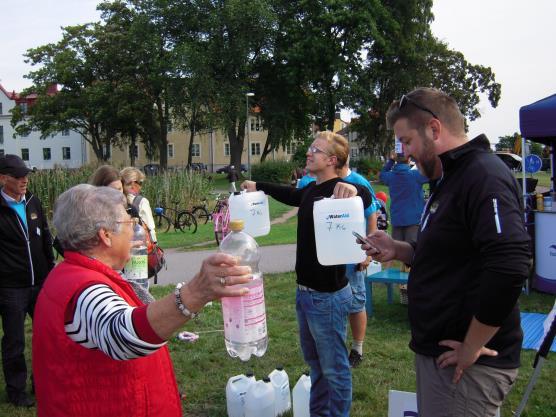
[
  {"xmin": 298, "ymin": 156, "xmax": 381, "ymax": 367},
  {"xmin": 89, "ymin": 165, "xmax": 124, "ymax": 192},
  {"xmin": 360, "ymin": 88, "xmax": 530, "ymax": 417},
  {"xmin": 374, "ymin": 191, "xmax": 389, "ymax": 231},
  {"xmin": 0, "ymin": 154, "xmax": 55, "ymax": 408},
  {"xmin": 227, "ymin": 165, "xmax": 238, "ymax": 193},
  {"xmin": 242, "ymin": 131, "xmax": 372, "ymax": 417},
  {"xmin": 379, "ymin": 151, "xmax": 428, "ymax": 247},
  {"xmin": 121, "ymin": 167, "xmax": 157, "ymax": 244},
  {"xmin": 33, "ymin": 184, "xmax": 251, "ymax": 417}
]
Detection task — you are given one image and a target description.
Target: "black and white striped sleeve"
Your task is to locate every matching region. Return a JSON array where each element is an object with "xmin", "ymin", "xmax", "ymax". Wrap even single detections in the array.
[{"xmin": 64, "ymin": 284, "xmax": 166, "ymax": 360}]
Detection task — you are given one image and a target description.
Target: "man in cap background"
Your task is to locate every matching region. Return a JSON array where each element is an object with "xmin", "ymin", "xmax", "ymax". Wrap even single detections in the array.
[{"xmin": 0, "ymin": 154, "xmax": 54, "ymax": 407}]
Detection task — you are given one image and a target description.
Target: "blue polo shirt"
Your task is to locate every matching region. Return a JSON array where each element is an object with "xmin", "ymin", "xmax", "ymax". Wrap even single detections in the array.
[{"xmin": 1, "ymin": 189, "xmax": 28, "ymax": 229}]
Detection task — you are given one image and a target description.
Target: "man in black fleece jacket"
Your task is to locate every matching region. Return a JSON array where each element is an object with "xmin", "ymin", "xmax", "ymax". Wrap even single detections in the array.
[
  {"xmin": 361, "ymin": 88, "xmax": 530, "ymax": 417},
  {"xmin": 242, "ymin": 131, "xmax": 371, "ymax": 417}
]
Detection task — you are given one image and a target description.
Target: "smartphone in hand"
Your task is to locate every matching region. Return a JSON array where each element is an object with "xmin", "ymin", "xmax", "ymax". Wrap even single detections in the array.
[{"xmin": 352, "ymin": 231, "xmax": 381, "ymax": 254}]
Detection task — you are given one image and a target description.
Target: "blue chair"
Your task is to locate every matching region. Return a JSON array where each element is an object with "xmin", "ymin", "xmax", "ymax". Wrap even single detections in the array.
[{"xmin": 365, "ymin": 268, "xmax": 409, "ymax": 317}]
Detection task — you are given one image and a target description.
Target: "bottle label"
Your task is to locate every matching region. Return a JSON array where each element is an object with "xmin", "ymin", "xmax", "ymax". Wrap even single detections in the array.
[
  {"xmin": 125, "ymin": 255, "xmax": 148, "ymax": 280},
  {"xmin": 222, "ymin": 279, "xmax": 267, "ymax": 343}
]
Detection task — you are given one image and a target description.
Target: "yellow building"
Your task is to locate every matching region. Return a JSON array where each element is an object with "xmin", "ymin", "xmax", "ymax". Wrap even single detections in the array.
[{"xmin": 93, "ymin": 111, "xmax": 296, "ymax": 171}]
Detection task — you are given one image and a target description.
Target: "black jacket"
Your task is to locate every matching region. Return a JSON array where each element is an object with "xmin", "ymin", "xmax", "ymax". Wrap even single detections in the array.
[
  {"xmin": 408, "ymin": 135, "xmax": 530, "ymax": 368},
  {"xmin": 0, "ymin": 190, "xmax": 55, "ymax": 288}
]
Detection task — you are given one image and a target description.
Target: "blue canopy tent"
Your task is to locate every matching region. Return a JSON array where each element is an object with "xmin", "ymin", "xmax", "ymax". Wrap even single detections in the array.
[
  {"xmin": 520, "ymin": 94, "xmax": 556, "ymax": 294},
  {"xmin": 520, "ymin": 93, "xmax": 556, "ymax": 191}
]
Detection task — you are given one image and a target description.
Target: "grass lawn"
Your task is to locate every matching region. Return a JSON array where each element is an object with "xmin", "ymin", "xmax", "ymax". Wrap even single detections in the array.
[{"xmin": 3, "ymin": 277, "xmax": 554, "ymax": 417}]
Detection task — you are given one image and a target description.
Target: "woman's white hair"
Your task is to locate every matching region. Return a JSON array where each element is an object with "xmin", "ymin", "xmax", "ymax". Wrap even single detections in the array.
[{"xmin": 54, "ymin": 184, "xmax": 127, "ymax": 252}]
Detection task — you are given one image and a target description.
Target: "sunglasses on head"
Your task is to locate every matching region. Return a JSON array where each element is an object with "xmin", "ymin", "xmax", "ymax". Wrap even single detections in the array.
[{"xmin": 399, "ymin": 94, "xmax": 439, "ymax": 120}]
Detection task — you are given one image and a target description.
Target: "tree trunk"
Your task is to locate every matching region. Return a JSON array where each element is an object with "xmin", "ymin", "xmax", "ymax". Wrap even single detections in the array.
[
  {"xmin": 130, "ymin": 132, "xmax": 136, "ymax": 167},
  {"xmin": 156, "ymin": 97, "xmax": 168, "ymax": 169},
  {"xmin": 187, "ymin": 110, "xmax": 197, "ymax": 167},
  {"xmin": 228, "ymin": 120, "xmax": 245, "ymax": 170}
]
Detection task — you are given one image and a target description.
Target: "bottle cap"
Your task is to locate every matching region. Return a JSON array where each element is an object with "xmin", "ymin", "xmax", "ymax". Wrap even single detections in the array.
[
  {"xmin": 245, "ymin": 371, "xmax": 255, "ymax": 378},
  {"xmin": 262, "ymin": 377, "xmax": 271, "ymax": 383},
  {"xmin": 229, "ymin": 219, "xmax": 245, "ymax": 232},
  {"xmin": 276, "ymin": 365, "xmax": 284, "ymax": 371}
]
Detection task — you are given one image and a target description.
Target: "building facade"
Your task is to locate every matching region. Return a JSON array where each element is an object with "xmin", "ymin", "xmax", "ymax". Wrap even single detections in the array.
[
  {"xmin": 100, "ymin": 112, "xmax": 296, "ymax": 172},
  {"xmin": 0, "ymin": 84, "xmax": 87, "ymax": 169}
]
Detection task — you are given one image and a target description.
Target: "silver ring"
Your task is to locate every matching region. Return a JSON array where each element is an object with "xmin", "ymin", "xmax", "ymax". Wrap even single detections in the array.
[{"xmin": 220, "ymin": 277, "xmax": 226, "ymax": 286}]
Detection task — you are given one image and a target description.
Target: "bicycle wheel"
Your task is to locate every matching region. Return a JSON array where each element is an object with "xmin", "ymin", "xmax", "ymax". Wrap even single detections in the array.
[
  {"xmin": 192, "ymin": 206, "xmax": 210, "ymax": 224},
  {"xmin": 177, "ymin": 211, "xmax": 198, "ymax": 234},
  {"xmin": 155, "ymin": 214, "xmax": 171, "ymax": 233}
]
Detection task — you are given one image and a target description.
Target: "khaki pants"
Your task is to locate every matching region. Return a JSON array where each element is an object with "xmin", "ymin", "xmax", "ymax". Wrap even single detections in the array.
[{"xmin": 415, "ymin": 353, "xmax": 517, "ymax": 417}]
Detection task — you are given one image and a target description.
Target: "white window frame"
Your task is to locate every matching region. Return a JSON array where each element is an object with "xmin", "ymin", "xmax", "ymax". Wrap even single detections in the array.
[
  {"xmin": 43, "ymin": 148, "xmax": 51, "ymax": 161},
  {"xmin": 102, "ymin": 144, "xmax": 111, "ymax": 160},
  {"xmin": 62, "ymin": 147, "xmax": 71, "ymax": 160},
  {"xmin": 224, "ymin": 142, "xmax": 230, "ymax": 156},
  {"xmin": 129, "ymin": 144, "xmax": 139, "ymax": 159},
  {"xmin": 286, "ymin": 143, "xmax": 295, "ymax": 155},
  {"xmin": 167, "ymin": 143, "xmax": 175, "ymax": 159},
  {"xmin": 251, "ymin": 142, "xmax": 261, "ymax": 156},
  {"xmin": 21, "ymin": 148, "xmax": 30, "ymax": 161},
  {"xmin": 350, "ymin": 147, "xmax": 359, "ymax": 159},
  {"xmin": 191, "ymin": 143, "xmax": 200, "ymax": 157},
  {"xmin": 0, "ymin": 125, "xmax": 3, "ymax": 144},
  {"xmin": 62, "ymin": 129, "xmax": 70, "ymax": 136}
]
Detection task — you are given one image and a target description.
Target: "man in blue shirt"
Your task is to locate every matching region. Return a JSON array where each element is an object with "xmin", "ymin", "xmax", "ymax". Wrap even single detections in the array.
[{"xmin": 379, "ymin": 152, "xmax": 428, "ymax": 246}]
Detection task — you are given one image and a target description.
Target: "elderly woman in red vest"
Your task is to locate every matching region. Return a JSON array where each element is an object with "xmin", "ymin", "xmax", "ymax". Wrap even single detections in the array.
[{"xmin": 32, "ymin": 184, "xmax": 251, "ymax": 417}]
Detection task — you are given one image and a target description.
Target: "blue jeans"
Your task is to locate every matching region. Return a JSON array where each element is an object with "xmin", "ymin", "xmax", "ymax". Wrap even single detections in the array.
[
  {"xmin": 346, "ymin": 266, "xmax": 366, "ymax": 314},
  {"xmin": 296, "ymin": 284, "xmax": 353, "ymax": 417}
]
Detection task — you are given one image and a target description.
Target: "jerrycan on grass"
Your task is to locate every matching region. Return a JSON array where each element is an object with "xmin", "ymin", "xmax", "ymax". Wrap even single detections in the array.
[
  {"xmin": 268, "ymin": 366, "xmax": 291, "ymax": 416},
  {"xmin": 244, "ymin": 377, "xmax": 275, "ymax": 417},
  {"xmin": 313, "ymin": 196, "xmax": 367, "ymax": 265},
  {"xmin": 292, "ymin": 372, "xmax": 311, "ymax": 417},
  {"xmin": 228, "ymin": 191, "xmax": 270, "ymax": 237},
  {"xmin": 226, "ymin": 372, "xmax": 256, "ymax": 417}
]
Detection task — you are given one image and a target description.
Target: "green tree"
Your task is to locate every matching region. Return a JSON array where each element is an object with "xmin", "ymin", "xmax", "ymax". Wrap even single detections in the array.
[{"xmin": 10, "ymin": 24, "xmax": 121, "ymax": 162}]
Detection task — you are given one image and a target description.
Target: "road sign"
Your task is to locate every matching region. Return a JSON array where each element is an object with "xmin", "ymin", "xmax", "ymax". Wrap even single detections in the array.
[{"xmin": 525, "ymin": 154, "xmax": 542, "ymax": 174}]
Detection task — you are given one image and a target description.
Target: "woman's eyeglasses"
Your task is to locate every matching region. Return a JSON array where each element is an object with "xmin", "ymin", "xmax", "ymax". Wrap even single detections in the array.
[
  {"xmin": 308, "ymin": 145, "xmax": 331, "ymax": 156},
  {"xmin": 399, "ymin": 95, "xmax": 439, "ymax": 120}
]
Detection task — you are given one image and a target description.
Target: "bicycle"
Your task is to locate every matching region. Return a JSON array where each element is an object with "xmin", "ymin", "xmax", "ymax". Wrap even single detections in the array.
[
  {"xmin": 190, "ymin": 192, "xmax": 220, "ymax": 225},
  {"xmin": 212, "ymin": 194, "xmax": 230, "ymax": 245},
  {"xmin": 154, "ymin": 200, "xmax": 198, "ymax": 234}
]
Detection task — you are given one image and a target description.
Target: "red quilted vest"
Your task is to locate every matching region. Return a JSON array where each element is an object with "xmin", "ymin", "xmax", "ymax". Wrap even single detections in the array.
[{"xmin": 33, "ymin": 252, "xmax": 182, "ymax": 417}]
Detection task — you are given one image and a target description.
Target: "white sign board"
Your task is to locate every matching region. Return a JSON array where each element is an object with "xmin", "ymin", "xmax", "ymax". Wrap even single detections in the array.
[{"xmin": 388, "ymin": 390, "xmax": 500, "ymax": 417}]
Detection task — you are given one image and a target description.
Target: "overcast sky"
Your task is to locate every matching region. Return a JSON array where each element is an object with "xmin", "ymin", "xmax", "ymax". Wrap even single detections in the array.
[{"xmin": 1, "ymin": 0, "xmax": 555, "ymax": 145}]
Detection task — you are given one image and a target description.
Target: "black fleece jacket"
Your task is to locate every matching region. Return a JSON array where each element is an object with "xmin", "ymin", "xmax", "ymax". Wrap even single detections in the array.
[
  {"xmin": 257, "ymin": 177, "xmax": 371, "ymax": 292},
  {"xmin": 408, "ymin": 135, "xmax": 530, "ymax": 368},
  {"xmin": 0, "ymin": 190, "xmax": 55, "ymax": 288}
]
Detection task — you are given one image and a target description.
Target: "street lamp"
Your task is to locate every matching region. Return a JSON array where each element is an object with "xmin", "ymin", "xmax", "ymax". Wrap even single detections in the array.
[{"xmin": 245, "ymin": 92, "xmax": 255, "ymax": 179}]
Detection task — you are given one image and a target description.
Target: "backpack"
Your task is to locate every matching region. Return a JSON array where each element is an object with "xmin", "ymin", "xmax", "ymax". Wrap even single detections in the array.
[
  {"xmin": 131, "ymin": 195, "xmax": 166, "ymax": 281},
  {"xmin": 377, "ymin": 202, "xmax": 389, "ymax": 231}
]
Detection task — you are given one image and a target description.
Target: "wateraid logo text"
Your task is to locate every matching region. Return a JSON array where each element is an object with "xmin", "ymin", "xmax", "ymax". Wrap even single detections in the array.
[{"xmin": 325, "ymin": 213, "xmax": 350, "ymax": 220}]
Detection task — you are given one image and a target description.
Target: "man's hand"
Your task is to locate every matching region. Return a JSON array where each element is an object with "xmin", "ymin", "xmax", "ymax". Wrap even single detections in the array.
[
  {"xmin": 333, "ymin": 182, "xmax": 357, "ymax": 199},
  {"xmin": 357, "ymin": 256, "xmax": 372, "ymax": 271},
  {"xmin": 358, "ymin": 231, "xmax": 395, "ymax": 262},
  {"xmin": 436, "ymin": 340, "xmax": 498, "ymax": 384},
  {"xmin": 240, "ymin": 180, "xmax": 257, "ymax": 192}
]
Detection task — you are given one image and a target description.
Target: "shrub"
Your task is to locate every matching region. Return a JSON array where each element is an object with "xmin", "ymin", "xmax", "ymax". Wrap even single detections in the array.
[
  {"xmin": 251, "ymin": 160, "xmax": 297, "ymax": 184},
  {"xmin": 353, "ymin": 158, "xmax": 383, "ymax": 181}
]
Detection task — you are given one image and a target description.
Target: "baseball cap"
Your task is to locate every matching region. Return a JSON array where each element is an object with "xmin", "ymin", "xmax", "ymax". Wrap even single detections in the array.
[
  {"xmin": 375, "ymin": 191, "xmax": 388, "ymax": 203},
  {"xmin": 0, "ymin": 154, "xmax": 32, "ymax": 178}
]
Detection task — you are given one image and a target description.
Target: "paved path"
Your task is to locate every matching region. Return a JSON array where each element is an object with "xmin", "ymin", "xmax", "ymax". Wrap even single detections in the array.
[{"xmin": 154, "ymin": 243, "xmax": 296, "ymax": 286}]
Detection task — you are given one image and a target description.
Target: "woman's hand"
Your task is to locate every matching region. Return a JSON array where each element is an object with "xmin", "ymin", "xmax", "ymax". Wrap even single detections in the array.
[{"xmin": 182, "ymin": 253, "xmax": 252, "ymax": 312}]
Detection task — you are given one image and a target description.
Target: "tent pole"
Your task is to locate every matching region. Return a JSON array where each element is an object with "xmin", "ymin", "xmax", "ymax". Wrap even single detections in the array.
[{"xmin": 522, "ymin": 136, "xmax": 527, "ymax": 217}]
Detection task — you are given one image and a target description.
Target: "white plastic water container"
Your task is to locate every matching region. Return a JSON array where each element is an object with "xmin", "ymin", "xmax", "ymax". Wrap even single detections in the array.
[
  {"xmin": 292, "ymin": 373, "xmax": 311, "ymax": 417},
  {"xmin": 229, "ymin": 191, "xmax": 271, "ymax": 237},
  {"xmin": 313, "ymin": 196, "xmax": 367, "ymax": 265},
  {"xmin": 268, "ymin": 366, "xmax": 291, "ymax": 416},
  {"xmin": 245, "ymin": 377, "xmax": 275, "ymax": 417},
  {"xmin": 226, "ymin": 372, "xmax": 256, "ymax": 417},
  {"xmin": 367, "ymin": 260, "xmax": 382, "ymax": 276}
]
